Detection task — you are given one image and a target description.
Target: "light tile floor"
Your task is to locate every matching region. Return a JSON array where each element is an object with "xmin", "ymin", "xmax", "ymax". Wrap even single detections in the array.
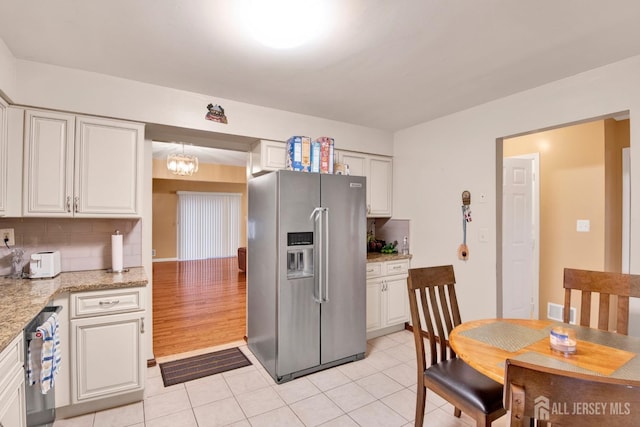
[{"xmin": 53, "ymin": 330, "xmax": 509, "ymax": 427}]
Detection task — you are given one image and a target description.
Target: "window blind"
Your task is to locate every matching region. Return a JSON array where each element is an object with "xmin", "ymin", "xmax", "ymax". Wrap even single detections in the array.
[{"xmin": 177, "ymin": 191, "xmax": 242, "ymax": 260}]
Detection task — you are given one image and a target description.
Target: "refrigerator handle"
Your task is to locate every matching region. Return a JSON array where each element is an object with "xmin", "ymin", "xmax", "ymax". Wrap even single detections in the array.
[
  {"xmin": 322, "ymin": 207, "xmax": 330, "ymax": 302},
  {"xmin": 310, "ymin": 207, "xmax": 324, "ymax": 303}
]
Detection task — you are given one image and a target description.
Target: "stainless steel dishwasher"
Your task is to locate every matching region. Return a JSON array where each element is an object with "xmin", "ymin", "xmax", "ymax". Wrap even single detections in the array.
[{"xmin": 24, "ymin": 306, "xmax": 61, "ymax": 427}]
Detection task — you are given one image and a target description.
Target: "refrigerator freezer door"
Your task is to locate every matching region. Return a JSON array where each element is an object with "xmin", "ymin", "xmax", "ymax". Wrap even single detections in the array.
[
  {"xmin": 277, "ymin": 171, "xmax": 321, "ymax": 378},
  {"xmin": 247, "ymin": 172, "xmax": 279, "ymax": 378},
  {"xmin": 319, "ymin": 174, "xmax": 367, "ymax": 364}
]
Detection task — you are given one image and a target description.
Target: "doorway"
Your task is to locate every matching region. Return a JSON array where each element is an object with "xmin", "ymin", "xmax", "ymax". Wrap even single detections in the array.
[
  {"xmin": 499, "ymin": 116, "xmax": 630, "ymax": 322},
  {"xmin": 150, "ymin": 138, "xmax": 251, "ymax": 358}
]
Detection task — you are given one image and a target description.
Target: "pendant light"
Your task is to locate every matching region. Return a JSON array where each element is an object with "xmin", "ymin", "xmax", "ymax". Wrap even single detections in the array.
[{"xmin": 167, "ymin": 143, "xmax": 199, "ymax": 176}]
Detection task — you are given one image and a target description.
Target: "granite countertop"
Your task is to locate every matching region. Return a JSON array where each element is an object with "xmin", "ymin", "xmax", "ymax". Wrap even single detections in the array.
[
  {"xmin": 0, "ymin": 267, "xmax": 148, "ymax": 353},
  {"xmin": 366, "ymin": 253, "xmax": 413, "ymax": 263}
]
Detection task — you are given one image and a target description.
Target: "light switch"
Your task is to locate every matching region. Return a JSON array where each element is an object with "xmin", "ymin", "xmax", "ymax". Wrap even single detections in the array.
[
  {"xmin": 576, "ymin": 219, "xmax": 590, "ymax": 232},
  {"xmin": 478, "ymin": 227, "xmax": 489, "ymax": 243}
]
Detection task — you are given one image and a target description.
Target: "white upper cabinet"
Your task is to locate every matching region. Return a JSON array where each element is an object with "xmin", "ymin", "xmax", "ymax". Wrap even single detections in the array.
[
  {"xmin": 0, "ymin": 98, "xmax": 7, "ymax": 216},
  {"xmin": 23, "ymin": 110, "xmax": 75, "ymax": 216},
  {"xmin": 367, "ymin": 155, "xmax": 392, "ymax": 217},
  {"xmin": 339, "ymin": 151, "xmax": 366, "ymax": 178},
  {"xmin": 23, "ymin": 109, "xmax": 144, "ymax": 217},
  {"xmin": 249, "ymin": 139, "xmax": 286, "ymax": 176},
  {"xmin": 337, "ymin": 150, "xmax": 393, "ymax": 217},
  {"xmin": 75, "ymin": 116, "xmax": 142, "ymax": 216}
]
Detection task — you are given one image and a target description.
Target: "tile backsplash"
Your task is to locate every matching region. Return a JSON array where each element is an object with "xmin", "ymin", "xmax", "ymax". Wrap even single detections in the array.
[
  {"xmin": 368, "ymin": 218, "xmax": 410, "ymax": 251},
  {"xmin": 0, "ymin": 218, "xmax": 142, "ymax": 277}
]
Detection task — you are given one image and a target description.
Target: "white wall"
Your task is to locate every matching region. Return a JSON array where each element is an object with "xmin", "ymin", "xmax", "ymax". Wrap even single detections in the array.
[
  {"xmin": 13, "ymin": 60, "xmax": 393, "ymax": 155},
  {"xmin": 393, "ymin": 55, "xmax": 640, "ymax": 335}
]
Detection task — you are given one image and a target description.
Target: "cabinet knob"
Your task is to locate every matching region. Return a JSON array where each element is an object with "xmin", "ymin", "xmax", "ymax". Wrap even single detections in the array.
[
  {"xmin": 66, "ymin": 196, "xmax": 71, "ymax": 212},
  {"xmin": 140, "ymin": 317, "xmax": 145, "ymax": 334},
  {"xmin": 74, "ymin": 196, "xmax": 79, "ymax": 213}
]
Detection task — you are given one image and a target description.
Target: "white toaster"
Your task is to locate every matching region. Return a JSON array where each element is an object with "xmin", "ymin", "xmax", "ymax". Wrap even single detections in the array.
[{"xmin": 29, "ymin": 251, "xmax": 61, "ymax": 279}]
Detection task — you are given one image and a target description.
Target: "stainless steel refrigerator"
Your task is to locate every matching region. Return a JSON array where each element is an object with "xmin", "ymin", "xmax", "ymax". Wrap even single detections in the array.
[{"xmin": 247, "ymin": 170, "xmax": 366, "ymax": 383}]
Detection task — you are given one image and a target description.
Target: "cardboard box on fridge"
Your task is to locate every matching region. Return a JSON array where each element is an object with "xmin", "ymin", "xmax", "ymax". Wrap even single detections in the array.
[
  {"xmin": 311, "ymin": 137, "xmax": 334, "ymax": 174},
  {"xmin": 286, "ymin": 136, "xmax": 311, "ymax": 172}
]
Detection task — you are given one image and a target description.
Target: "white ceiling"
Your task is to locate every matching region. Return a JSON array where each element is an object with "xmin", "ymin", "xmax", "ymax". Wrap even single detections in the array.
[{"xmin": 2, "ymin": 1, "xmax": 640, "ymax": 134}]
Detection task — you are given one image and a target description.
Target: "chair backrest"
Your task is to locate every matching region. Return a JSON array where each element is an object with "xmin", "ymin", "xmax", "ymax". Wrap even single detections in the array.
[
  {"xmin": 504, "ymin": 358, "xmax": 640, "ymax": 427},
  {"xmin": 563, "ymin": 268, "xmax": 640, "ymax": 335},
  {"xmin": 407, "ymin": 265, "xmax": 461, "ymax": 367}
]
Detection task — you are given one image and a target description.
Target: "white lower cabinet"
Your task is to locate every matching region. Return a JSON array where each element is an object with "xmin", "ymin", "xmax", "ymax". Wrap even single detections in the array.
[
  {"xmin": 0, "ymin": 334, "xmax": 26, "ymax": 427},
  {"xmin": 366, "ymin": 259, "xmax": 410, "ymax": 335},
  {"xmin": 70, "ymin": 288, "xmax": 145, "ymax": 404}
]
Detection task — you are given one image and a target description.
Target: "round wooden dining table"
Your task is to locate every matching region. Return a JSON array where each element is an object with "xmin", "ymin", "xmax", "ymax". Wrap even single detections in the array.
[{"xmin": 449, "ymin": 318, "xmax": 640, "ymax": 384}]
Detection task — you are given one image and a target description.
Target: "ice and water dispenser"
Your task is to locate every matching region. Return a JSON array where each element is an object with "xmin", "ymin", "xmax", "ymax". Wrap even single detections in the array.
[{"xmin": 286, "ymin": 232, "xmax": 314, "ymax": 278}]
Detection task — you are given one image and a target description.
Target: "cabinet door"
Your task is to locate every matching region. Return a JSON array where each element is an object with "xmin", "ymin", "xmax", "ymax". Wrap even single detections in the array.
[
  {"xmin": 23, "ymin": 110, "xmax": 75, "ymax": 216},
  {"xmin": 261, "ymin": 140, "xmax": 286, "ymax": 170},
  {"xmin": 0, "ymin": 98, "xmax": 7, "ymax": 215},
  {"xmin": 368, "ymin": 155, "xmax": 392, "ymax": 217},
  {"xmin": 75, "ymin": 117, "xmax": 143, "ymax": 216},
  {"xmin": 250, "ymin": 140, "xmax": 286, "ymax": 175},
  {"xmin": 6, "ymin": 108, "xmax": 25, "ymax": 217},
  {"xmin": 71, "ymin": 312, "xmax": 145, "ymax": 402},
  {"xmin": 366, "ymin": 278, "xmax": 383, "ymax": 332},
  {"xmin": 339, "ymin": 151, "xmax": 366, "ymax": 178},
  {"xmin": 384, "ymin": 275, "xmax": 409, "ymax": 326},
  {"xmin": 0, "ymin": 369, "xmax": 26, "ymax": 427}
]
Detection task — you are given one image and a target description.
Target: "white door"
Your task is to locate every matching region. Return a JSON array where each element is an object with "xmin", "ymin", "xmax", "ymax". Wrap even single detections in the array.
[{"xmin": 502, "ymin": 156, "xmax": 538, "ymax": 318}]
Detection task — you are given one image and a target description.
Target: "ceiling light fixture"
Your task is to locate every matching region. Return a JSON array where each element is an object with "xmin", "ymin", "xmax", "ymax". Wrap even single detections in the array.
[
  {"xmin": 236, "ymin": 0, "xmax": 329, "ymax": 49},
  {"xmin": 167, "ymin": 143, "xmax": 199, "ymax": 176}
]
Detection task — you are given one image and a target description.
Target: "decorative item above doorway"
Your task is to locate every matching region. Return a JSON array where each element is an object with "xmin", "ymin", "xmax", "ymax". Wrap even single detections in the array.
[{"xmin": 205, "ymin": 103, "xmax": 228, "ymax": 124}]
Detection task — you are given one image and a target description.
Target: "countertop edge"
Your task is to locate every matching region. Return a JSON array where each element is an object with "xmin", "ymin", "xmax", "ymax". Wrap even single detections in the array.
[
  {"xmin": 366, "ymin": 253, "xmax": 413, "ymax": 263},
  {"xmin": 0, "ymin": 267, "xmax": 148, "ymax": 353}
]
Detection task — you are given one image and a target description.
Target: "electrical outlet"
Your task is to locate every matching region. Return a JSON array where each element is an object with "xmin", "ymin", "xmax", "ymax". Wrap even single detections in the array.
[{"xmin": 0, "ymin": 228, "xmax": 15, "ymax": 246}]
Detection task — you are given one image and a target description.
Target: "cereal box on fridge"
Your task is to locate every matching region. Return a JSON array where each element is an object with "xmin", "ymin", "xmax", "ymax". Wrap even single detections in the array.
[
  {"xmin": 286, "ymin": 136, "xmax": 311, "ymax": 172},
  {"xmin": 311, "ymin": 137, "xmax": 334, "ymax": 174}
]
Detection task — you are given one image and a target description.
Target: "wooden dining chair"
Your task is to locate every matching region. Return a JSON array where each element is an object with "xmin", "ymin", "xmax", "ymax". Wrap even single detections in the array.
[
  {"xmin": 563, "ymin": 268, "xmax": 640, "ymax": 334},
  {"xmin": 504, "ymin": 358, "xmax": 640, "ymax": 427},
  {"xmin": 407, "ymin": 265, "xmax": 506, "ymax": 426}
]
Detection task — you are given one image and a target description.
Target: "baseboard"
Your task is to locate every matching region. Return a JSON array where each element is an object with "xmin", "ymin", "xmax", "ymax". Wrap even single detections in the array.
[
  {"xmin": 366, "ymin": 323, "xmax": 406, "ymax": 340},
  {"xmin": 56, "ymin": 390, "xmax": 144, "ymax": 419}
]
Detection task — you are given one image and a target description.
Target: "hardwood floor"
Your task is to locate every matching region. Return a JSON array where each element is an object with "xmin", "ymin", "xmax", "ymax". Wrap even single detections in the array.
[{"xmin": 152, "ymin": 257, "xmax": 246, "ymax": 358}]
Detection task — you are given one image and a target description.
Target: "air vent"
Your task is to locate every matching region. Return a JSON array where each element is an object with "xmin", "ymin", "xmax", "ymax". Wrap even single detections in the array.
[{"xmin": 547, "ymin": 302, "xmax": 576, "ymax": 324}]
